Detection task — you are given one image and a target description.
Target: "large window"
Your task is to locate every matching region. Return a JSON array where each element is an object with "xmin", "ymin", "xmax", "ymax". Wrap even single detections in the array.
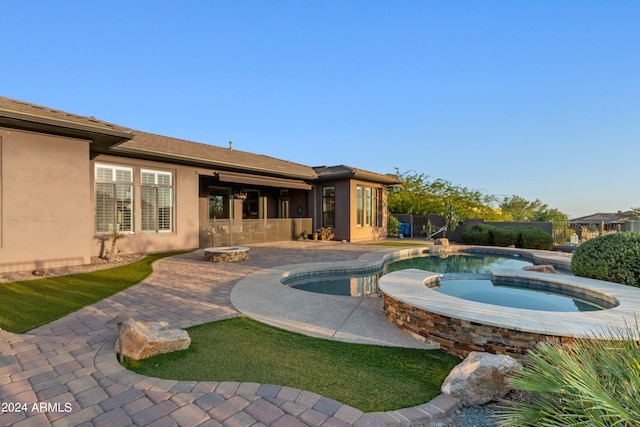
[
  {"xmin": 356, "ymin": 185, "xmax": 380, "ymax": 227},
  {"xmin": 95, "ymin": 164, "xmax": 133, "ymax": 234},
  {"xmin": 322, "ymin": 186, "xmax": 335, "ymax": 227},
  {"xmin": 141, "ymin": 169, "xmax": 174, "ymax": 233},
  {"xmin": 208, "ymin": 187, "xmax": 231, "ymax": 220}
]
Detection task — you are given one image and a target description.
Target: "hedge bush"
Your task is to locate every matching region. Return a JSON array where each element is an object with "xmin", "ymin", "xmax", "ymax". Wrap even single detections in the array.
[
  {"xmin": 572, "ymin": 232, "xmax": 640, "ymax": 287},
  {"xmin": 461, "ymin": 224, "xmax": 492, "ymax": 246},
  {"xmin": 518, "ymin": 227, "xmax": 554, "ymax": 251},
  {"xmin": 462, "ymin": 224, "xmax": 553, "ymax": 250},
  {"xmin": 488, "ymin": 227, "xmax": 519, "ymax": 247}
]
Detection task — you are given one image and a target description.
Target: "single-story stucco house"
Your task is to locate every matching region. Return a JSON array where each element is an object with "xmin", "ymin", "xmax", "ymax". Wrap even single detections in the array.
[
  {"xmin": 569, "ymin": 210, "xmax": 640, "ymax": 241},
  {"xmin": 0, "ymin": 96, "xmax": 401, "ymax": 274}
]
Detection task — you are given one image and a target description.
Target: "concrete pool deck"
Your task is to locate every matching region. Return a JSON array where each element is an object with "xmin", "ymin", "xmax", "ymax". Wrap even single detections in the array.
[{"xmin": 230, "ymin": 250, "xmax": 440, "ymax": 349}]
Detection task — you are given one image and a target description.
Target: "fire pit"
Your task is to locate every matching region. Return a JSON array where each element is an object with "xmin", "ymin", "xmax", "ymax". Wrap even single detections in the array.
[{"xmin": 204, "ymin": 246, "xmax": 250, "ymax": 262}]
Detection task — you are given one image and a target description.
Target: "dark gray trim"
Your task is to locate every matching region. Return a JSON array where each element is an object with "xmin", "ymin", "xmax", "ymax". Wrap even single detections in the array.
[{"xmin": 217, "ymin": 171, "xmax": 313, "ymax": 190}]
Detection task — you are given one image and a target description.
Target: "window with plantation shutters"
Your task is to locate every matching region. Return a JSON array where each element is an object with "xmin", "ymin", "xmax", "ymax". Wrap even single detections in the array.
[
  {"xmin": 141, "ymin": 169, "xmax": 173, "ymax": 233},
  {"xmin": 95, "ymin": 164, "xmax": 133, "ymax": 234}
]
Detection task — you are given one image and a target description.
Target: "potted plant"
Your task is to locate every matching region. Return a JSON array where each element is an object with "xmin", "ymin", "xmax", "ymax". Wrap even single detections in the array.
[{"xmin": 317, "ymin": 227, "xmax": 334, "ymax": 241}]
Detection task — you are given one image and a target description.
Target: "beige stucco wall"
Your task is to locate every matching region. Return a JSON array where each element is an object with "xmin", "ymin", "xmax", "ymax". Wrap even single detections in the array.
[
  {"xmin": 349, "ymin": 180, "xmax": 388, "ymax": 242},
  {"xmin": 90, "ymin": 155, "xmax": 206, "ymax": 256},
  {"xmin": 0, "ymin": 128, "xmax": 92, "ymax": 273},
  {"xmin": 0, "ymin": 127, "xmax": 389, "ymax": 273}
]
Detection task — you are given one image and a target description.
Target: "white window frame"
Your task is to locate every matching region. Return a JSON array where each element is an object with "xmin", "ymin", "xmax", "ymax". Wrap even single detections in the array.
[
  {"xmin": 141, "ymin": 169, "xmax": 174, "ymax": 233},
  {"xmin": 94, "ymin": 163, "xmax": 134, "ymax": 234}
]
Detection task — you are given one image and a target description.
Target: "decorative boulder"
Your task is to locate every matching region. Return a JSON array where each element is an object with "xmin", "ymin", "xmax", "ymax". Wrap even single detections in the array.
[
  {"xmin": 116, "ymin": 321, "xmax": 191, "ymax": 360},
  {"xmin": 434, "ymin": 238, "xmax": 449, "ymax": 246},
  {"xmin": 441, "ymin": 352, "xmax": 522, "ymax": 406},
  {"xmin": 523, "ymin": 264, "xmax": 558, "ymax": 274}
]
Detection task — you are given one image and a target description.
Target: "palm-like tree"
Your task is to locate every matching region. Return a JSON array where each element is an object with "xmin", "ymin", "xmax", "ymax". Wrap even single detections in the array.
[{"xmin": 442, "ymin": 200, "xmax": 460, "ymax": 238}]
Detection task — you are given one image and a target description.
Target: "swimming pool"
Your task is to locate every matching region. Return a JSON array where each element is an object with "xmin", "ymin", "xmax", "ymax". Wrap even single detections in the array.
[
  {"xmin": 282, "ymin": 253, "xmax": 533, "ymax": 296},
  {"xmin": 283, "ymin": 254, "xmax": 608, "ymax": 312},
  {"xmin": 233, "ymin": 244, "xmax": 640, "ymax": 359}
]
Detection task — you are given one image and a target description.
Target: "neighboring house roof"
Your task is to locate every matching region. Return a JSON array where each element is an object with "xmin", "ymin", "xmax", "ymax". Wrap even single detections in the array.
[
  {"xmin": 113, "ymin": 130, "xmax": 317, "ymax": 180},
  {"xmin": 313, "ymin": 165, "xmax": 402, "ymax": 186},
  {"xmin": 570, "ymin": 211, "xmax": 633, "ymax": 223},
  {"xmin": 0, "ymin": 96, "xmax": 133, "ymax": 149}
]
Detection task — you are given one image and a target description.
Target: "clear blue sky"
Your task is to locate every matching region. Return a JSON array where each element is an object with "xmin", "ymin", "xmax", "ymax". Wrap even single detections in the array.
[{"xmin": 3, "ymin": 1, "xmax": 638, "ymax": 218}]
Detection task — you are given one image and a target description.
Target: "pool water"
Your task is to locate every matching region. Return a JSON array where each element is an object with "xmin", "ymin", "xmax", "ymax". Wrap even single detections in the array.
[
  {"xmin": 386, "ymin": 254, "xmax": 532, "ymax": 274},
  {"xmin": 434, "ymin": 278, "xmax": 605, "ymax": 312},
  {"xmin": 284, "ymin": 254, "xmax": 532, "ymax": 297},
  {"xmin": 285, "ymin": 272, "xmax": 381, "ymax": 297},
  {"xmin": 283, "ymin": 253, "xmax": 610, "ymax": 312}
]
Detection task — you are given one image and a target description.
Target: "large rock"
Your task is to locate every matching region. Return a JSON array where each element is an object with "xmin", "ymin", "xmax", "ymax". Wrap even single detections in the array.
[
  {"xmin": 523, "ymin": 264, "xmax": 558, "ymax": 274},
  {"xmin": 441, "ymin": 352, "xmax": 522, "ymax": 406},
  {"xmin": 116, "ymin": 321, "xmax": 191, "ymax": 360}
]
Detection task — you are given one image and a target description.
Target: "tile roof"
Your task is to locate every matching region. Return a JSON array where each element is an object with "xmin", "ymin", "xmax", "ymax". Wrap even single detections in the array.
[
  {"xmin": 570, "ymin": 211, "xmax": 633, "ymax": 223},
  {"xmin": 0, "ymin": 96, "xmax": 396, "ymax": 184},
  {"xmin": 0, "ymin": 96, "xmax": 315, "ymax": 180},
  {"xmin": 0, "ymin": 96, "xmax": 132, "ymax": 135},
  {"xmin": 115, "ymin": 130, "xmax": 317, "ymax": 180}
]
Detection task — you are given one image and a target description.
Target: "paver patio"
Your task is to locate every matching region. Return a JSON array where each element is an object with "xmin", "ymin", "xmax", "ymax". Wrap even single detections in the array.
[{"xmin": 0, "ymin": 241, "xmax": 459, "ymax": 427}]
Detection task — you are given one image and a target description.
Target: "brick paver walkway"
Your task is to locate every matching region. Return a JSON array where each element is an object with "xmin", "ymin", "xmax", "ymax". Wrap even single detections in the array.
[{"xmin": 0, "ymin": 242, "xmax": 459, "ymax": 426}]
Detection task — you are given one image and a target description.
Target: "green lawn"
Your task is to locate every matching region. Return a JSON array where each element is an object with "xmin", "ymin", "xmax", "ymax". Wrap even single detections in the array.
[
  {"xmin": 124, "ymin": 317, "xmax": 460, "ymax": 412},
  {"xmin": 0, "ymin": 251, "xmax": 189, "ymax": 333}
]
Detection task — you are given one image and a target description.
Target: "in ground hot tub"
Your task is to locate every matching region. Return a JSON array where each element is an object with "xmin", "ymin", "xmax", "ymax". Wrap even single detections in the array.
[
  {"xmin": 378, "ymin": 268, "xmax": 640, "ymax": 359},
  {"xmin": 204, "ymin": 246, "xmax": 249, "ymax": 262}
]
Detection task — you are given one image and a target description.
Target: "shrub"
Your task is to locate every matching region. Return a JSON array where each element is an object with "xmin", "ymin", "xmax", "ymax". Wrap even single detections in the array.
[
  {"xmin": 461, "ymin": 224, "xmax": 492, "ymax": 245},
  {"xmin": 462, "ymin": 224, "xmax": 554, "ymax": 250},
  {"xmin": 572, "ymin": 232, "xmax": 640, "ymax": 287},
  {"xmin": 496, "ymin": 324, "xmax": 640, "ymax": 426},
  {"xmin": 387, "ymin": 215, "xmax": 401, "ymax": 237},
  {"xmin": 488, "ymin": 227, "xmax": 519, "ymax": 247},
  {"xmin": 518, "ymin": 227, "xmax": 554, "ymax": 250}
]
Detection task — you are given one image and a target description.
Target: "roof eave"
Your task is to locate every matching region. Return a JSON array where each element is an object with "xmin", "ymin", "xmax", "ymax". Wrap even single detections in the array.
[
  {"xmin": 110, "ymin": 145, "xmax": 318, "ymax": 181},
  {"xmin": 352, "ymin": 170, "xmax": 403, "ymax": 186},
  {"xmin": 0, "ymin": 109, "xmax": 133, "ymax": 149},
  {"xmin": 315, "ymin": 170, "xmax": 402, "ymax": 186}
]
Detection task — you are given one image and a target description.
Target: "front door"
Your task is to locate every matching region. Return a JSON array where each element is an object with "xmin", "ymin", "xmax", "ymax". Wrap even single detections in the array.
[{"xmin": 279, "ymin": 198, "xmax": 289, "ymax": 218}]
